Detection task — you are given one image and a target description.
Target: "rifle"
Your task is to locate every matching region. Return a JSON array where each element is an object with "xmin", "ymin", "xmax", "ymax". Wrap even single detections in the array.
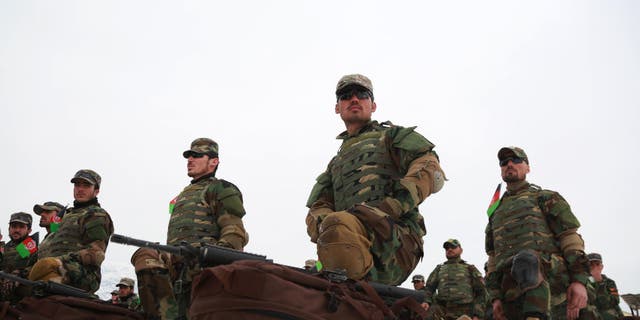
[
  {"xmin": 110, "ymin": 234, "xmax": 425, "ymax": 303},
  {"xmin": 0, "ymin": 271, "xmax": 95, "ymax": 299}
]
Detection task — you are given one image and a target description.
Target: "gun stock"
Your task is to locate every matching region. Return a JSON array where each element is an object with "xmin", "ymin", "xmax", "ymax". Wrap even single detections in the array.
[{"xmin": 0, "ymin": 271, "xmax": 94, "ymax": 299}]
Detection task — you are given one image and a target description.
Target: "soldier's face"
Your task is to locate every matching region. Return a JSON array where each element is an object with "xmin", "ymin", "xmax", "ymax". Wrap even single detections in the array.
[
  {"xmin": 39, "ymin": 210, "xmax": 57, "ymax": 227},
  {"xmin": 118, "ymin": 285, "xmax": 133, "ymax": 297},
  {"xmin": 9, "ymin": 222, "xmax": 30, "ymax": 241},
  {"xmin": 335, "ymin": 89, "xmax": 376, "ymax": 125},
  {"xmin": 187, "ymin": 154, "xmax": 219, "ymax": 179},
  {"xmin": 589, "ymin": 260, "xmax": 603, "ymax": 275},
  {"xmin": 412, "ymin": 281, "xmax": 425, "ymax": 290},
  {"xmin": 74, "ymin": 181, "xmax": 99, "ymax": 202},
  {"xmin": 500, "ymin": 158, "xmax": 530, "ymax": 183},
  {"xmin": 445, "ymin": 246, "xmax": 462, "ymax": 259}
]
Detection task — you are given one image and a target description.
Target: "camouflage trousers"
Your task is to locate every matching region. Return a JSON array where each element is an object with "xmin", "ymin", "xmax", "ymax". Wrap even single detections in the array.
[
  {"xmin": 61, "ymin": 258, "xmax": 101, "ymax": 294},
  {"xmin": 500, "ymin": 278, "xmax": 550, "ymax": 318}
]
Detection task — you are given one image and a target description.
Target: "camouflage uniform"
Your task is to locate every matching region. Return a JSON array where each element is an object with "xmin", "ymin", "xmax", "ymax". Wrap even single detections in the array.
[
  {"xmin": 32, "ymin": 170, "xmax": 114, "ymax": 294},
  {"xmin": 0, "ymin": 212, "xmax": 38, "ymax": 302},
  {"xmin": 423, "ymin": 258, "xmax": 486, "ymax": 319},
  {"xmin": 119, "ymin": 293, "xmax": 143, "ymax": 312},
  {"xmin": 590, "ymin": 275, "xmax": 623, "ymax": 320},
  {"xmin": 307, "ymin": 76, "xmax": 445, "ymax": 285},
  {"xmin": 485, "ymin": 179, "xmax": 591, "ymax": 319},
  {"xmin": 132, "ymin": 138, "xmax": 248, "ymax": 320}
]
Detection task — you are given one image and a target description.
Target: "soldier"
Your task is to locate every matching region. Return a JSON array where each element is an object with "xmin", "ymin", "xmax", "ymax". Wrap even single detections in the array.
[
  {"xmin": 306, "ymin": 74, "xmax": 446, "ymax": 286},
  {"xmin": 304, "ymin": 259, "xmax": 318, "ymax": 271},
  {"xmin": 412, "ymin": 274, "xmax": 426, "ymax": 291},
  {"xmin": 28, "ymin": 169, "xmax": 114, "ymax": 294},
  {"xmin": 33, "ymin": 201, "xmax": 65, "ymax": 240},
  {"xmin": 0, "ymin": 212, "xmax": 38, "ymax": 302},
  {"xmin": 131, "ymin": 138, "xmax": 249, "ymax": 319},
  {"xmin": 422, "ymin": 239, "xmax": 486, "ymax": 320},
  {"xmin": 110, "ymin": 289, "xmax": 120, "ymax": 304},
  {"xmin": 485, "ymin": 147, "xmax": 591, "ymax": 320},
  {"xmin": 588, "ymin": 253, "xmax": 624, "ymax": 320},
  {"xmin": 115, "ymin": 277, "xmax": 142, "ymax": 312}
]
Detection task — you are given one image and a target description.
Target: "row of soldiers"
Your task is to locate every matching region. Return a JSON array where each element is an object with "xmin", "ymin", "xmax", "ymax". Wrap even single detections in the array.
[
  {"xmin": 0, "ymin": 73, "xmax": 627, "ymax": 320},
  {"xmin": 409, "ymin": 239, "xmax": 625, "ymax": 320}
]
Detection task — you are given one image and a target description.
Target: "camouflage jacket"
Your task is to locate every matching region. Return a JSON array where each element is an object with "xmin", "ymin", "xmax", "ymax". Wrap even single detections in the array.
[
  {"xmin": 168, "ymin": 172, "xmax": 248, "ymax": 250},
  {"xmin": 306, "ymin": 120, "xmax": 439, "ymax": 240},
  {"xmin": 118, "ymin": 293, "xmax": 142, "ymax": 312},
  {"xmin": 591, "ymin": 275, "xmax": 624, "ymax": 320},
  {"xmin": 0, "ymin": 236, "xmax": 38, "ymax": 276},
  {"xmin": 484, "ymin": 181, "xmax": 590, "ymax": 301},
  {"xmin": 37, "ymin": 198, "xmax": 114, "ymax": 293},
  {"xmin": 423, "ymin": 257, "xmax": 486, "ymax": 317}
]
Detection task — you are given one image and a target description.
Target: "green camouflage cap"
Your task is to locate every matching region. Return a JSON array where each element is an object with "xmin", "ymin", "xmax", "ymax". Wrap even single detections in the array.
[
  {"xmin": 70, "ymin": 169, "xmax": 101, "ymax": 187},
  {"xmin": 412, "ymin": 274, "xmax": 425, "ymax": 282},
  {"xmin": 116, "ymin": 277, "xmax": 135, "ymax": 287},
  {"xmin": 33, "ymin": 201, "xmax": 64, "ymax": 215},
  {"xmin": 183, "ymin": 138, "xmax": 219, "ymax": 158},
  {"xmin": 335, "ymin": 74, "xmax": 374, "ymax": 95},
  {"xmin": 443, "ymin": 238, "xmax": 461, "ymax": 248},
  {"xmin": 111, "ymin": 289, "xmax": 119, "ymax": 295},
  {"xmin": 10, "ymin": 212, "xmax": 32, "ymax": 225},
  {"xmin": 498, "ymin": 146, "xmax": 529, "ymax": 164},
  {"xmin": 587, "ymin": 253, "xmax": 602, "ymax": 262}
]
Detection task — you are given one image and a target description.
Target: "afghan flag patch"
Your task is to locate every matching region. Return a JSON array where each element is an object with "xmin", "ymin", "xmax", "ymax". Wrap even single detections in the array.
[
  {"xmin": 169, "ymin": 196, "xmax": 178, "ymax": 214},
  {"xmin": 487, "ymin": 183, "xmax": 502, "ymax": 218},
  {"xmin": 16, "ymin": 237, "xmax": 38, "ymax": 258},
  {"xmin": 50, "ymin": 215, "xmax": 62, "ymax": 233}
]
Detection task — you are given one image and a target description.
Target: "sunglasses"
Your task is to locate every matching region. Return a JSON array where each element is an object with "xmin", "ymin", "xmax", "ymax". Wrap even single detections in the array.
[
  {"xmin": 338, "ymin": 90, "xmax": 371, "ymax": 101},
  {"xmin": 184, "ymin": 151, "xmax": 206, "ymax": 159},
  {"xmin": 499, "ymin": 157, "xmax": 524, "ymax": 167}
]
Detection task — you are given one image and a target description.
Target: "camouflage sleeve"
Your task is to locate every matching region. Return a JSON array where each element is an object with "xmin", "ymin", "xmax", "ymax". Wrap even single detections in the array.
[
  {"xmin": 378, "ymin": 126, "xmax": 445, "ymax": 218},
  {"xmin": 469, "ymin": 264, "xmax": 488, "ymax": 318},
  {"xmin": 305, "ymin": 166, "xmax": 336, "ymax": 243},
  {"xmin": 423, "ymin": 265, "xmax": 440, "ymax": 305},
  {"xmin": 65, "ymin": 209, "xmax": 113, "ymax": 267},
  {"xmin": 540, "ymin": 191, "xmax": 590, "ymax": 285},
  {"xmin": 601, "ymin": 277, "xmax": 622, "ymax": 310},
  {"xmin": 211, "ymin": 180, "xmax": 248, "ymax": 250}
]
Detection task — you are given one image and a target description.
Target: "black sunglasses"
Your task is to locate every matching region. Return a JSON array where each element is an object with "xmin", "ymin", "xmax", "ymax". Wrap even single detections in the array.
[
  {"xmin": 338, "ymin": 90, "xmax": 371, "ymax": 101},
  {"xmin": 499, "ymin": 157, "xmax": 524, "ymax": 167},
  {"xmin": 184, "ymin": 151, "xmax": 206, "ymax": 159}
]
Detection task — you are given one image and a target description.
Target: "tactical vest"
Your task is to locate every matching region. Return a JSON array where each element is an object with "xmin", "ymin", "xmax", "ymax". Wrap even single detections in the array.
[
  {"xmin": 38, "ymin": 210, "xmax": 85, "ymax": 259},
  {"xmin": 490, "ymin": 185, "xmax": 559, "ymax": 268},
  {"xmin": 2, "ymin": 240, "xmax": 35, "ymax": 273},
  {"xmin": 167, "ymin": 177, "xmax": 220, "ymax": 246},
  {"xmin": 330, "ymin": 127, "xmax": 400, "ymax": 211},
  {"xmin": 436, "ymin": 262, "xmax": 474, "ymax": 304}
]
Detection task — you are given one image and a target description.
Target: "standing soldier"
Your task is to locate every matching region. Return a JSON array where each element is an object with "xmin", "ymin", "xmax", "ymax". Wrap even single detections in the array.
[
  {"xmin": 422, "ymin": 239, "xmax": 486, "ymax": 320},
  {"xmin": 306, "ymin": 74, "xmax": 446, "ymax": 285},
  {"xmin": 131, "ymin": 138, "xmax": 249, "ymax": 319},
  {"xmin": 588, "ymin": 253, "xmax": 624, "ymax": 320},
  {"xmin": 485, "ymin": 147, "xmax": 591, "ymax": 320},
  {"xmin": 0, "ymin": 212, "xmax": 38, "ymax": 302},
  {"xmin": 28, "ymin": 169, "xmax": 114, "ymax": 294},
  {"xmin": 33, "ymin": 201, "xmax": 65, "ymax": 241},
  {"xmin": 115, "ymin": 277, "xmax": 142, "ymax": 312},
  {"xmin": 412, "ymin": 274, "xmax": 426, "ymax": 291}
]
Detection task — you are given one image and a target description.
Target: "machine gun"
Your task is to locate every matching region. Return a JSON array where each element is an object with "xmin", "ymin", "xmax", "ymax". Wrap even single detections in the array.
[
  {"xmin": 0, "ymin": 271, "xmax": 95, "ymax": 299},
  {"xmin": 110, "ymin": 234, "xmax": 425, "ymax": 303}
]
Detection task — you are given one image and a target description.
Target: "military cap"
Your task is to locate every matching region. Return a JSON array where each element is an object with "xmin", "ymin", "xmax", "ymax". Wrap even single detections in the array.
[
  {"xmin": 183, "ymin": 138, "xmax": 219, "ymax": 158},
  {"xmin": 9, "ymin": 212, "xmax": 32, "ymax": 225},
  {"xmin": 412, "ymin": 274, "xmax": 425, "ymax": 282},
  {"xmin": 33, "ymin": 201, "xmax": 64, "ymax": 215},
  {"xmin": 587, "ymin": 253, "xmax": 602, "ymax": 262},
  {"xmin": 304, "ymin": 259, "xmax": 317, "ymax": 269},
  {"xmin": 498, "ymin": 146, "xmax": 529, "ymax": 164},
  {"xmin": 116, "ymin": 277, "xmax": 135, "ymax": 288},
  {"xmin": 70, "ymin": 169, "xmax": 101, "ymax": 187},
  {"xmin": 443, "ymin": 238, "xmax": 461, "ymax": 248},
  {"xmin": 335, "ymin": 74, "xmax": 374, "ymax": 96},
  {"xmin": 110, "ymin": 289, "xmax": 119, "ymax": 295}
]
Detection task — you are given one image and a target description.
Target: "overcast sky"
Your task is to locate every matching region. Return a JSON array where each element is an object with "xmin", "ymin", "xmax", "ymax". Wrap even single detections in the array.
[{"xmin": 1, "ymin": 0, "xmax": 639, "ymax": 311}]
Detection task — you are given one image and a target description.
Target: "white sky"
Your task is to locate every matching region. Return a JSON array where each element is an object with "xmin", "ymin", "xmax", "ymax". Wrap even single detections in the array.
[{"xmin": 1, "ymin": 0, "xmax": 639, "ymax": 312}]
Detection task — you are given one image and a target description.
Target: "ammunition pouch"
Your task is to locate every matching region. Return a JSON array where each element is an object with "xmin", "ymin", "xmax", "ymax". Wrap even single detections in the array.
[{"xmin": 511, "ymin": 249, "xmax": 543, "ymax": 292}]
